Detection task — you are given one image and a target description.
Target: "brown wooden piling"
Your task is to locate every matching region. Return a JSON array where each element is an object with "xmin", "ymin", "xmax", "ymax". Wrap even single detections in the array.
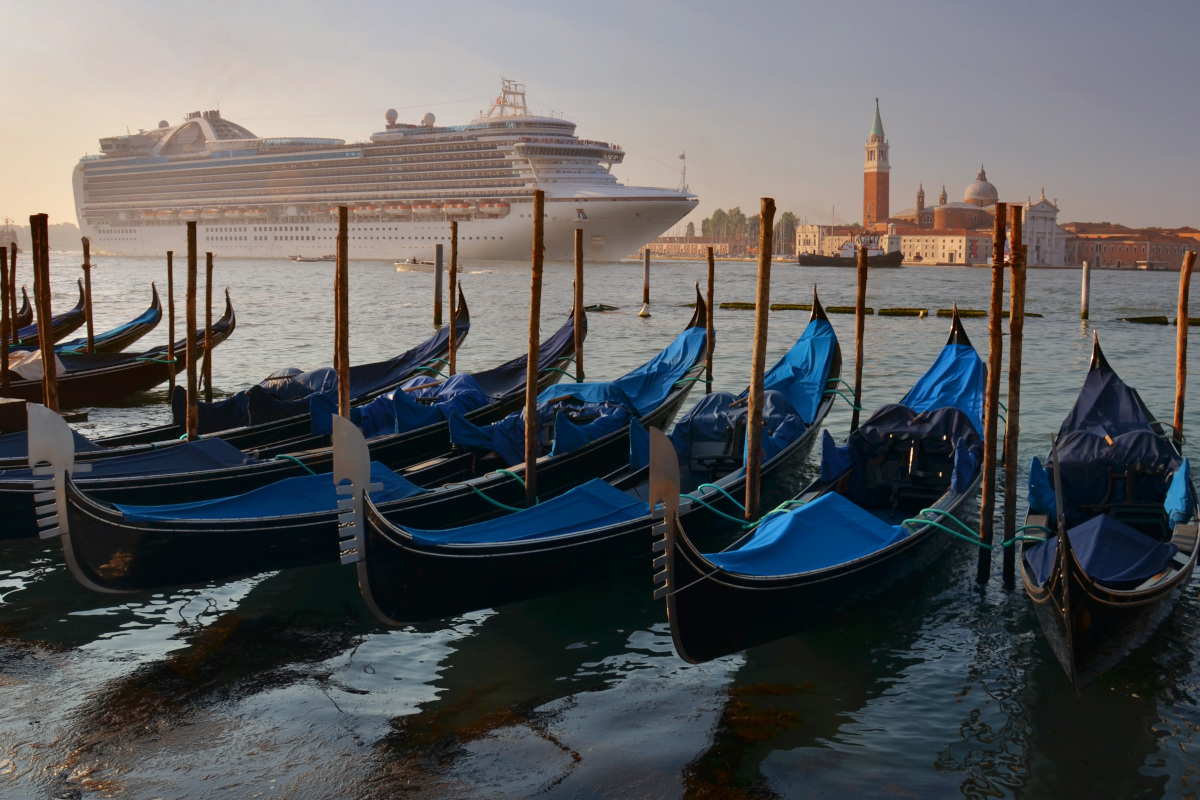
[
  {"xmin": 745, "ymin": 198, "xmax": 775, "ymax": 521},
  {"xmin": 434, "ymin": 244, "xmax": 444, "ymax": 328},
  {"xmin": 166, "ymin": 251, "xmax": 175, "ymax": 394},
  {"xmin": 334, "ymin": 206, "xmax": 347, "ymax": 375},
  {"xmin": 336, "ymin": 207, "xmax": 350, "ymax": 419},
  {"xmin": 31, "ymin": 214, "xmax": 57, "ymax": 411},
  {"xmin": 850, "ymin": 245, "xmax": 869, "ymax": 432},
  {"xmin": 1080, "ymin": 259, "xmax": 1091, "ymax": 321},
  {"xmin": 574, "ymin": 228, "xmax": 584, "ymax": 382},
  {"xmin": 81, "ymin": 237, "xmax": 94, "ymax": 353},
  {"xmin": 524, "ymin": 190, "xmax": 546, "ymax": 506},
  {"xmin": 185, "ymin": 222, "xmax": 199, "ymax": 440},
  {"xmin": 643, "ymin": 249, "xmax": 650, "ymax": 306},
  {"xmin": 449, "ymin": 221, "xmax": 458, "ymax": 375},
  {"xmin": 706, "ymin": 246, "xmax": 715, "ymax": 394},
  {"xmin": 203, "ymin": 251, "xmax": 214, "ymax": 403},
  {"xmin": 1003, "ymin": 208, "xmax": 1027, "ymax": 584},
  {"xmin": 1174, "ymin": 250, "xmax": 1197, "ymax": 443},
  {"xmin": 7, "ymin": 243, "xmax": 15, "ymax": 345},
  {"xmin": 0, "ymin": 235, "xmax": 8, "ymax": 393},
  {"xmin": 977, "ymin": 201, "xmax": 1007, "ymax": 583}
]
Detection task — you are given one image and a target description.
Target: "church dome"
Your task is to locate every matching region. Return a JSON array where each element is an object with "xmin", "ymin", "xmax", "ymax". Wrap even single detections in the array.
[{"xmin": 963, "ymin": 165, "xmax": 998, "ymax": 207}]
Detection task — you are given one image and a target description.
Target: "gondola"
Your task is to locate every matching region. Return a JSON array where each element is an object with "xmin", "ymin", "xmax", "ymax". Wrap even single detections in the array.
[
  {"xmin": 0, "ymin": 288, "xmax": 234, "ymax": 408},
  {"xmin": 14, "ymin": 279, "xmax": 88, "ymax": 348},
  {"xmin": 94, "ymin": 287, "xmax": 473, "ymax": 451},
  {"xmin": 44, "ymin": 296, "xmax": 704, "ymax": 592},
  {"xmin": 54, "ymin": 283, "xmax": 162, "ymax": 354},
  {"xmin": 654, "ymin": 310, "xmax": 986, "ymax": 664},
  {"xmin": 2, "ymin": 305, "xmax": 578, "ymax": 544},
  {"xmin": 13, "ymin": 286, "xmax": 32, "ymax": 331},
  {"xmin": 1019, "ymin": 334, "xmax": 1198, "ymax": 691},
  {"xmin": 351, "ymin": 292, "xmax": 841, "ymax": 626}
]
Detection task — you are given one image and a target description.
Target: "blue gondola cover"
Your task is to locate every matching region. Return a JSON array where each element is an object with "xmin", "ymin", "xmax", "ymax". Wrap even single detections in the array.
[
  {"xmin": 899, "ymin": 343, "xmax": 987, "ymax": 433},
  {"xmin": 1024, "ymin": 513, "xmax": 1179, "ymax": 587}
]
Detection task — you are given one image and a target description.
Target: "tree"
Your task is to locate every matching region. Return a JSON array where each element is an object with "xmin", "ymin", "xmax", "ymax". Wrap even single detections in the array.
[
  {"xmin": 775, "ymin": 211, "xmax": 800, "ymax": 254},
  {"xmin": 686, "ymin": 221, "xmax": 695, "ymax": 238}
]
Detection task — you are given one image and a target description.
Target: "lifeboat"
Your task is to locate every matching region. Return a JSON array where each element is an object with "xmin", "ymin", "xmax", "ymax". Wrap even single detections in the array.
[
  {"xmin": 202, "ymin": 208, "xmax": 223, "ymax": 219},
  {"xmin": 310, "ymin": 205, "xmax": 328, "ymax": 215},
  {"xmin": 477, "ymin": 201, "xmax": 511, "ymax": 217},
  {"xmin": 411, "ymin": 202, "xmax": 441, "ymax": 216},
  {"xmin": 443, "ymin": 201, "xmax": 473, "ymax": 215},
  {"xmin": 156, "ymin": 209, "xmax": 177, "ymax": 220},
  {"xmin": 178, "ymin": 209, "xmax": 200, "ymax": 221},
  {"xmin": 353, "ymin": 205, "xmax": 380, "ymax": 216},
  {"xmin": 140, "ymin": 211, "xmax": 158, "ymax": 221},
  {"xmin": 245, "ymin": 208, "xmax": 267, "ymax": 219},
  {"xmin": 384, "ymin": 203, "xmax": 412, "ymax": 215},
  {"xmin": 225, "ymin": 209, "xmax": 245, "ymax": 219}
]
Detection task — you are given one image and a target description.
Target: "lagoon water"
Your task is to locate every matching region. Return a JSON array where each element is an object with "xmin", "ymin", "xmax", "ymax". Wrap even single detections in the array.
[{"xmin": 1, "ymin": 251, "xmax": 1198, "ymax": 798}]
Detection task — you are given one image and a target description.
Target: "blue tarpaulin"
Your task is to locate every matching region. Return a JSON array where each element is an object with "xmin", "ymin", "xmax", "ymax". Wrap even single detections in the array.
[
  {"xmin": 1024, "ymin": 513, "xmax": 1179, "ymax": 587},
  {"xmin": 115, "ymin": 461, "xmax": 425, "ymax": 521},
  {"xmin": 0, "ymin": 437, "xmax": 258, "ymax": 482},
  {"xmin": 309, "ymin": 372, "xmax": 489, "ymax": 438},
  {"xmin": 703, "ymin": 491, "xmax": 907, "ymax": 576},
  {"xmin": 0, "ymin": 428, "xmax": 106, "ymax": 459},
  {"xmin": 899, "ymin": 343, "xmax": 986, "ymax": 434},
  {"xmin": 406, "ymin": 478, "xmax": 644, "ymax": 545},
  {"xmin": 1165, "ymin": 458, "xmax": 1193, "ymax": 527}
]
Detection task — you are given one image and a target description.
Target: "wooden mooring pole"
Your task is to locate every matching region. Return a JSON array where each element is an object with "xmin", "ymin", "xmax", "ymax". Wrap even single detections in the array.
[
  {"xmin": 7, "ymin": 243, "xmax": 15, "ymax": 345},
  {"xmin": 850, "ymin": 245, "xmax": 869, "ymax": 432},
  {"xmin": 643, "ymin": 249, "xmax": 650, "ymax": 306},
  {"xmin": 31, "ymin": 214, "xmax": 57, "ymax": 412},
  {"xmin": 434, "ymin": 244, "xmax": 444, "ymax": 328},
  {"xmin": 1080, "ymin": 259, "xmax": 1091, "ymax": 321},
  {"xmin": 166, "ymin": 251, "xmax": 175, "ymax": 394},
  {"xmin": 0, "ymin": 235, "xmax": 8, "ymax": 393},
  {"xmin": 745, "ymin": 198, "xmax": 775, "ymax": 521},
  {"xmin": 81, "ymin": 237, "xmax": 94, "ymax": 353},
  {"xmin": 203, "ymin": 251, "xmax": 214, "ymax": 403},
  {"xmin": 977, "ymin": 201, "xmax": 1007, "ymax": 583},
  {"xmin": 1003, "ymin": 206, "xmax": 1027, "ymax": 585},
  {"xmin": 185, "ymin": 222, "xmax": 199, "ymax": 440},
  {"xmin": 1174, "ymin": 250, "xmax": 1197, "ymax": 444},
  {"xmin": 524, "ymin": 190, "xmax": 546, "ymax": 506},
  {"xmin": 706, "ymin": 246, "xmax": 715, "ymax": 394},
  {"xmin": 449, "ymin": 221, "xmax": 458, "ymax": 375},
  {"xmin": 574, "ymin": 228, "xmax": 584, "ymax": 382},
  {"xmin": 336, "ymin": 207, "xmax": 350, "ymax": 419}
]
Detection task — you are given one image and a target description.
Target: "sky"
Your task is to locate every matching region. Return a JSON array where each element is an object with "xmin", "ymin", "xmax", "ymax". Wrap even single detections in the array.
[{"xmin": 2, "ymin": 0, "xmax": 1197, "ymax": 231}]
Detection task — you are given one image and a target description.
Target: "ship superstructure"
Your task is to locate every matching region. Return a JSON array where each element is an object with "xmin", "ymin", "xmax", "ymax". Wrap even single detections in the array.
[{"xmin": 73, "ymin": 80, "xmax": 697, "ymax": 261}]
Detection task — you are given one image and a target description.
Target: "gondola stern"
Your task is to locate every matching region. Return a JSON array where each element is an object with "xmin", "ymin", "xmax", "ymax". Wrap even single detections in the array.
[
  {"xmin": 946, "ymin": 304, "xmax": 972, "ymax": 348},
  {"xmin": 1089, "ymin": 331, "xmax": 1114, "ymax": 373},
  {"xmin": 687, "ymin": 283, "xmax": 708, "ymax": 331},
  {"xmin": 809, "ymin": 285, "xmax": 829, "ymax": 323}
]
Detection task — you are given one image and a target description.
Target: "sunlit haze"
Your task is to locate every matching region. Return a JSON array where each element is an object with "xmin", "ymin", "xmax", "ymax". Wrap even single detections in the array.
[{"xmin": 3, "ymin": 0, "xmax": 1196, "ymax": 230}]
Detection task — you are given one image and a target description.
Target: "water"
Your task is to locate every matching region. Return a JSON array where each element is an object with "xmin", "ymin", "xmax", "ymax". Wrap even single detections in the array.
[{"xmin": 2, "ymin": 252, "xmax": 1199, "ymax": 798}]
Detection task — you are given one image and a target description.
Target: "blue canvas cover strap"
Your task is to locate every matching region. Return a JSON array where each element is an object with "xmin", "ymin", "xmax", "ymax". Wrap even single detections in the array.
[
  {"xmin": 115, "ymin": 461, "xmax": 424, "ymax": 521},
  {"xmin": 899, "ymin": 343, "xmax": 987, "ymax": 434},
  {"xmin": 1024, "ymin": 513, "xmax": 1179, "ymax": 587},
  {"xmin": 406, "ymin": 477, "xmax": 644, "ymax": 545},
  {"xmin": 703, "ymin": 490, "xmax": 907, "ymax": 576}
]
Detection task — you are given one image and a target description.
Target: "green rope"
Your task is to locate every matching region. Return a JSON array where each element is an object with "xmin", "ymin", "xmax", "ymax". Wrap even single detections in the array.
[
  {"xmin": 822, "ymin": 388, "xmax": 863, "ymax": 411},
  {"xmin": 178, "ymin": 433, "xmax": 201, "ymax": 440},
  {"xmin": 545, "ymin": 366, "xmax": 584, "ymax": 381},
  {"xmin": 903, "ymin": 517, "xmax": 993, "ymax": 548},
  {"xmin": 673, "ymin": 376, "xmax": 712, "ymax": 386},
  {"xmin": 416, "ymin": 366, "xmax": 447, "ymax": 377},
  {"xmin": 274, "ymin": 454, "xmax": 316, "ymax": 475},
  {"xmin": 427, "ymin": 358, "xmax": 450, "ymax": 366},
  {"xmin": 830, "ymin": 378, "xmax": 856, "ymax": 392},
  {"xmin": 495, "ymin": 468, "xmax": 526, "ymax": 488},
  {"xmin": 137, "ymin": 356, "xmax": 178, "ymax": 364},
  {"xmin": 681, "ymin": 492, "xmax": 755, "ymax": 527},
  {"xmin": 693, "ymin": 483, "xmax": 746, "ymax": 512},
  {"xmin": 466, "ymin": 483, "xmax": 525, "ymax": 513}
]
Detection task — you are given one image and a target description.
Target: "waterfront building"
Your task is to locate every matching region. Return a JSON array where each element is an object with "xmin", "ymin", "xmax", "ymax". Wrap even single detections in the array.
[{"xmin": 1063, "ymin": 223, "xmax": 1196, "ymax": 270}]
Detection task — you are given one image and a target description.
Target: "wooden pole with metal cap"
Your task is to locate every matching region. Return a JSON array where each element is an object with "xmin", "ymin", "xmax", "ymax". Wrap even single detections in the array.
[
  {"xmin": 524, "ymin": 189, "xmax": 546, "ymax": 506},
  {"xmin": 745, "ymin": 198, "xmax": 775, "ymax": 521}
]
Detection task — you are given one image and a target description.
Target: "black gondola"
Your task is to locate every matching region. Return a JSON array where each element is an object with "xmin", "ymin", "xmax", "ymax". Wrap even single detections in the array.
[
  {"xmin": 53, "ymin": 283, "xmax": 162, "ymax": 354},
  {"xmin": 14, "ymin": 279, "xmax": 88, "ymax": 348},
  {"xmin": 351, "ymin": 293, "xmax": 841, "ymax": 626},
  {"xmin": 0, "ymin": 288, "xmax": 234, "ymax": 409},
  {"xmin": 2, "ymin": 304, "xmax": 577, "ymax": 544},
  {"xmin": 44, "ymin": 297, "xmax": 705, "ymax": 592},
  {"xmin": 655, "ymin": 311, "xmax": 986, "ymax": 664},
  {"xmin": 94, "ymin": 288, "xmax": 472, "ymax": 451},
  {"xmin": 14, "ymin": 286, "xmax": 32, "ymax": 331},
  {"xmin": 1019, "ymin": 334, "xmax": 1198, "ymax": 691}
]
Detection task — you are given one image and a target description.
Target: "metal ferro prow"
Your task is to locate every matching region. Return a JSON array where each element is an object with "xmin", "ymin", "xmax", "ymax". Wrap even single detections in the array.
[{"xmin": 649, "ymin": 426, "xmax": 680, "ymax": 600}]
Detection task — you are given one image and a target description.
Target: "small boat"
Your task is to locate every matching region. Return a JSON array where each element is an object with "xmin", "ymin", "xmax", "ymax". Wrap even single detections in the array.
[
  {"xmin": 351, "ymin": 292, "xmax": 841, "ymax": 626},
  {"xmin": 201, "ymin": 208, "xmax": 223, "ymax": 220},
  {"xmin": 245, "ymin": 208, "xmax": 267, "ymax": 219},
  {"xmin": 14, "ymin": 279, "xmax": 88, "ymax": 348},
  {"xmin": 156, "ymin": 210, "xmax": 177, "ymax": 220},
  {"xmin": 293, "ymin": 254, "xmax": 335, "ymax": 263},
  {"xmin": 655, "ymin": 310, "xmax": 985, "ymax": 663},
  {"xmin": 411, "ymin": 203, "xmax": 441, "ymax": 216},
  {"xmin": 442, "ymin": 202, "xmax": 472, "ymax": 215},
  {"xmin": 36, "ymin": 310, "xmax": 584, "ymax": 588},
  {"xmin": 139, "ymin": 211, "xmax": 157, "ymax": 221},
  {"xmin": 224, "ymin": 209, "xmax": 245, "ymax": 219},
  {"xmin": 1019, "ymin": 334, "xmax": 1198, "ymax": 691},
  {"xmin": 478, "ymin": 201, "xmax": 510, "ymax": 217},
  {"xmin": 384, "ymin": 204, "xmax": 412, "ymax": 216},
  {"xmin": 178, "ymin": 209, "xmax": 200, "ymax": 221},
  {"xmin": 14, "ymin": 286, "xmax": 32, "ymax": 331},
  {"xmin": 798, "ymin": 238, "xmax": 903, "ymax": 268}
]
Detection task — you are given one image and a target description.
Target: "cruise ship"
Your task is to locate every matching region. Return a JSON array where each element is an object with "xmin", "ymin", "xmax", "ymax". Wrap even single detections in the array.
[{"xmin": 73, "ymin": 80, "xmax": 698, "ymax": 262}]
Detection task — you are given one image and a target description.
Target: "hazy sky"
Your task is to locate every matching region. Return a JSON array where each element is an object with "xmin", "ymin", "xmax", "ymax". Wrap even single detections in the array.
[{"xmin": 3, "ymin": 0, "xmax": 1197, "ymax": 231}]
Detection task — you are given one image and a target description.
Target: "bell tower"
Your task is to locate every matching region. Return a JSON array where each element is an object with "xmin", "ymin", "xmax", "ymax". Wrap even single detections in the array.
[{"xmin": 863, "ymin": 99, "xmax": 890, "ymax": 228}]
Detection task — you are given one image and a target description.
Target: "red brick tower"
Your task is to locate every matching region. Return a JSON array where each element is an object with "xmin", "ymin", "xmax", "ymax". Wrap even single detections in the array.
[{"xmin": 863, "ymin": 99, "xmax": 890, "ymax": 228}]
